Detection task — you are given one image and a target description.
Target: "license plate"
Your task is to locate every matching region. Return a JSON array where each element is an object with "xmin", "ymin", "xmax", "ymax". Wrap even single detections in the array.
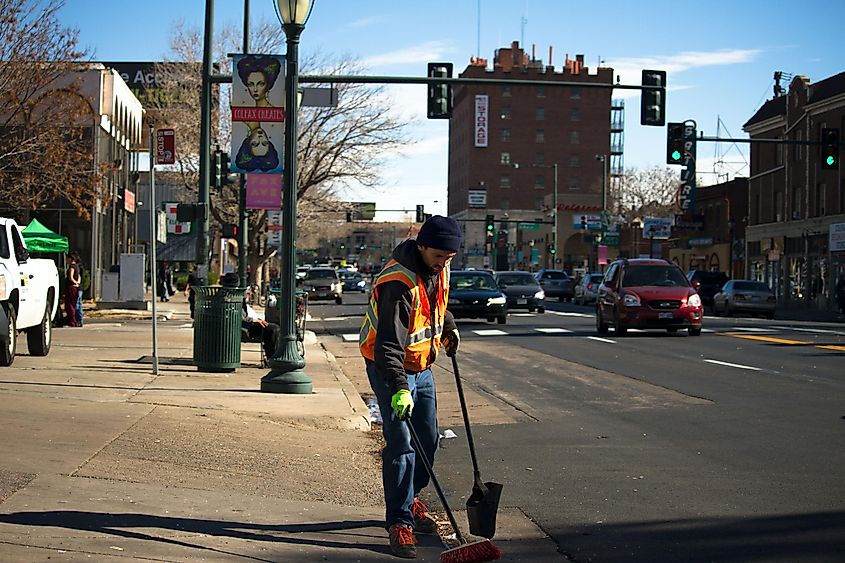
[
  {"xmin": 658, "ymin": 312, "xmax": 673, "ymax": 319},
  {"xmin": 317, "ymin": 291, "xmax": 328, "ymax": 297},
  {"xmin": 517, "ymin": 298, "xmax": 527, "ymax": 305}
]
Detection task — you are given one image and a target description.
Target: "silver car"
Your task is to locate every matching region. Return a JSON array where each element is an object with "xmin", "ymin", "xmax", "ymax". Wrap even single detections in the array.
[
  {"xmin": 713, "ymin": 280, "xmax": 776, "ymax": 319},
  {"xmin": 574, "ymin": 273, "xmax": 604, "ymax": 305}
]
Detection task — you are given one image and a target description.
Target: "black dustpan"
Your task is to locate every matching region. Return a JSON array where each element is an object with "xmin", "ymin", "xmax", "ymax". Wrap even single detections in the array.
[{"xmin": 451, "ymin": 354, "xmax": 503, "ymax": 539}]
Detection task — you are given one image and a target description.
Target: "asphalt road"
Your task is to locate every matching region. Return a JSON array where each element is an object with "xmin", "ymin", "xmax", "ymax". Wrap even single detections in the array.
[{"xmin": 310, "ymin": 292, "xmax": 845, "ymax": 562}]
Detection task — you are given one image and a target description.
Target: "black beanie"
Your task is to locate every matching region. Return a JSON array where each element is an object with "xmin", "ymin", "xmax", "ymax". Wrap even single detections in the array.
[{"xmin": 416, "ymin": 215, "xmax": 462, "ymax": 252}]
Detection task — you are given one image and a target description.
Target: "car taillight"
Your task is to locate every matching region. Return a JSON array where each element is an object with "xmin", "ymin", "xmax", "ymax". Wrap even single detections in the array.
[
  {"xmin": 587, "ymin": 284, "xmax": 592, "ymax": 290},
  {"xmin": 734, "ymin": 293, "xmax": 746, "ymax": 301}
]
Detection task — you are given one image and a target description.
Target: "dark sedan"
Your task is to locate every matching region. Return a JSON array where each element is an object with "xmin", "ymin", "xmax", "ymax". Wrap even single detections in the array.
[
  {"xmin": 494, "ymin": 271, "xmax": 546, "ymax": 314},
  {"xmin": 534, "ymin": 269, "xmax": 573, "ymax": 301},
  {"xmin": 448, "ymin": 270, "xmax": 507, "ymax": 324}
]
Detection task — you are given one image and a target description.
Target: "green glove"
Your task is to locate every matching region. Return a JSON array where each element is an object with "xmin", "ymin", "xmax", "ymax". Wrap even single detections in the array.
[
  {"xmin": 390, "ymin": 389, "xmax": 414, "ymax": 419},
  {"xmin": 443, "ymin": 328, "xmax": 460, "ymax": 357}
]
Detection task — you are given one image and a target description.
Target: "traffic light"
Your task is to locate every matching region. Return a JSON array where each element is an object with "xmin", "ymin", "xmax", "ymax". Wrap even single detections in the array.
[
  {"xmin": 340, "ymin": 242, "xmax": 346, "ymax": 250},
  {"xmin": 359, "ymin": 244, "xmax": 366, "ymax": 251},
  {"xmin": 548, "ymin": 244, "xmax": 556, "ymax": 255},
  {"xmin": 210, "ymin": 149, "xmax": 221, "ymax": 189},
  {"xmin": 415, "ymin": 204, "xmax": 425, "ymax": 223},
  {"xmin": 219, "ymin": 152, "xmax": 235, "ymax": 186},
  {"xmin": 221, "ymin": 223, "xmax": 238, "ymax": 238},
  {"xmin": 485, "ymin": 214, "xmax": 495, "ymax": 237},
  {"xmin": 640, "ymin": 69, "xmax": 666, "ymax": 127},
  {"xmin": 666, "ymin": 122, "xmax": 686, "ymax": 165},
  {"xmin": 427, "ymin": 62, "xmax": 453, "ymax": 119},
  {"xmin": 821, "ymin": 128, "xmax": 840, "ymax": 170}
]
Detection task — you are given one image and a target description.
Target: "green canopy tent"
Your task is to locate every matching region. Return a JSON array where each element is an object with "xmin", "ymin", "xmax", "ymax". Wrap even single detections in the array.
[{"xmin": 21, "ymin": 218, "xmax": 69, "ymax": 254}]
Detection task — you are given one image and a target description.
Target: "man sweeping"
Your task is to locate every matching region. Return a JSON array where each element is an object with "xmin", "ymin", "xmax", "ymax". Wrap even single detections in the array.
[{"xmin": 360, "ymin": 215, "xmax": 462, "ymax": 558}]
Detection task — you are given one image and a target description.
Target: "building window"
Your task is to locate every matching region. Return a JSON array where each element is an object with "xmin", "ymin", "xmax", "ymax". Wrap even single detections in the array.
[
  {"xmin": 501, "ymin": 128, "xmax": 511, "ymax": 142},
  {"xmin": 501, "ymin": 198, "xmax": 510, "ymax": 209},
  {"xmin": 502, "ymin": 85, "xmax": 512, "ymax": 97},
  {"xmin": 535, "ymin": 152, "xmax": 545, "ymax": 166},
  {"xmin": 570, "ymin": 107, "xmax": 580, "ymax": 121},
  {"xmin": 569, "ymin": 177, "xmax": 580, "ymax": 190},
  {"xmin": 501, "ymin": 107, "xmax": 512, "ymax": 120},
  {"xmin": 792, "ymin": 186, "xmax": 802, "ymax": 219},
  {"xmin": 499, "ymin": 175, "xmax": 510, "ymax": 189},
  {"xmin": 794, "ymin": 131, "xmax": 802, "ymax": 161},
  {"xmin": 570, "ymin": 131, "xmax": 580, "ymax": 144},
  {"xmin": 535, "ymin": 107, "xmax": 545, "ymax": 121},
  {"xmin": 534, "ymin": 198, "xmax": 545, "ymax": 210},
  {"xmin": 569, "ymin": 154, "xmax": 580, "ymax": 167},
  {"xmin": 535, "ymin": 129, "xmax": 545, "ymax": 143},
  {"xmin": 570, "ymin": 86, "xmax": 581, "ymax": 99},
  {"xmin": 537, "ymin": 85, "xmax": 546, "ymax": 97},
  {"xmin": 534, "ymin": 175, "xmax": 545, "ymax": 189},
  {"xmin": 500, "ymin": 152, "xmax": 511, "ymax": 165}
]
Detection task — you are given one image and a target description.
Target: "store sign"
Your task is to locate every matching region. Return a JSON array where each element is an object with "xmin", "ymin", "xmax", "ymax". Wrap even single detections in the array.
[
  {"xmin": 246, "ymin": 173, "xmax": 282, "ymax": 209},
  {"xmin": 830, "ymin": 222, "xmax": 845, "ymax": 252},
  {"xmin": 468, "ymin": 189, "xmax": 487, "ymax": 207},
  {"xmin": 643, "ymin": 217, "xmax": 673, "ymax": 239},
  {"xmin": 155, "ymin": 128, "xmax": 175, "ymax": 164},
  {"xmin": 164, "ymin": 202, "xmax": 190, "ymax": 234},
  {"xmin": 474, "ymin": 95, "xmax": 488, "ymax": 147},
  {"xmin": 123, "ymin": 189, "xmax": 135, "ymax": 213}
]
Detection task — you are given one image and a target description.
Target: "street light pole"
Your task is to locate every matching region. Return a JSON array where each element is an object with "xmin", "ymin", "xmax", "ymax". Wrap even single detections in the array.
[
  {"xmin": 552, "ymin": 163, "xmax": 558, "ymax": 268},
  {"xmin": 262, "ymin": 0, "xmax": 314, "ymax": 394}
]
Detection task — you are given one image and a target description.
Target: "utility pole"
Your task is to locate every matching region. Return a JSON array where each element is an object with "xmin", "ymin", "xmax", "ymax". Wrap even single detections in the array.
[
  {"xmin": 552, "ymin": 163, "xmax": 558, "ymax": 268},
  {"xmin": 197, "ymin": 0, "xmax": 214, "ymax": 282},
  {"xmin": 238, "ymin": 0, "xmax": 250, "ymax": 289}
]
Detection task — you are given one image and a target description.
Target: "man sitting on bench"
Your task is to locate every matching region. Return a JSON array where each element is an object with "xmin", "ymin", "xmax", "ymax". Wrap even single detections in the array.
[{"xmin": 221, "ymin": 273, "xmax": 280, "ymax": 359}]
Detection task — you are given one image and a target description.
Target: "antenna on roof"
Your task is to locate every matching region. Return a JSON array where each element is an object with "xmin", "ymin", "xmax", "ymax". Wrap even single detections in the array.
[{"xmin": 773, "ymin": 71, "xmax": 793, "ymax": 97}]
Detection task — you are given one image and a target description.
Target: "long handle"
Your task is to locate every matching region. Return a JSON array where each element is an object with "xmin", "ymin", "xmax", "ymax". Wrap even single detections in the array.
[
  {"xmin": 451, "ymin": 354, "xmax": 484, "ymax": 486},
  {"xmin": 405, "ymin": 418, "xmax": 465, "ymax": 544}
]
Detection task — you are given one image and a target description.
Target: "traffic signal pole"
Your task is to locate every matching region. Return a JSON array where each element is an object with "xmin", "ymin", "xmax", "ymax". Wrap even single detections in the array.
[
  {"xmin": 197, "ymin": 0, "xmax": 214, "ymax": 281},
  {"xmin": 238, "ymin": 0, "xmax": 250, "ymax": 289}
]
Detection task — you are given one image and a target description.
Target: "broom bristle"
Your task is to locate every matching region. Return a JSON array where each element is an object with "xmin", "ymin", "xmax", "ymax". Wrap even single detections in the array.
[{"xmin": 440, "ymin": 538, "xmax": 503, "ymax": 563}]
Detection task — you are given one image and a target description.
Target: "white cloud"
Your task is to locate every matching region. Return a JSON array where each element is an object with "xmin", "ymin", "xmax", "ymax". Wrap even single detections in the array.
[
  {"xmin": 361, "ymin": 40, "xmax": 454, "ymax": 69},
  {"xmin": 348, "ymin": 16, "xmax": 385, "ymax": 29}
]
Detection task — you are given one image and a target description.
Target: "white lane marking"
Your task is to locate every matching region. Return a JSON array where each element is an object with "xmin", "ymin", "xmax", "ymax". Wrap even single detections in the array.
[
  {"xmin": 510, "ymin": 313, "xmax": 535, "ymax": 317},
  {"xmin": 472, "ymin": 329, "xmax": 508, "ymax": 336},
  {"xmin": 321, "ymin": 317, "xmax": 347, "ymax": 321},
  {"xmin": 341, "ymin": 333, "xmax": 359, "ymax": 342},
  {"xmin": 772, "ymin": 326, "xmax": 845, "ymax": 336},
  {"xmin": 586, "ymin": 336, "xmax": 616, "ymax": 344},
  {"xmin": 729, "ymin": 327, "xmax": 777, "ymax": 333},
  {"xmin": 702, "ymin": 328, "xmax": 715, "ymax": 333},
  {"xmin": 627, "ymin": 328, "xmax": 648, "ymax": 333},
  {"xmin": 534, "ymin": 327, "xmax": 573, "ymax": 334},
  {"xmin": 703, "ymin": 359, "xmax": 762, "ymax": 371},
  {"xmin": 549, "ymin": 311, "xmax": 591, "ymax": 317}
]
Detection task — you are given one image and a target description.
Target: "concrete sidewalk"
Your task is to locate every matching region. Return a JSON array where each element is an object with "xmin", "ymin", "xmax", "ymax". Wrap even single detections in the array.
[{"xmin": 0, "ymin": 295, "xmax": 557, "ymax": 561}]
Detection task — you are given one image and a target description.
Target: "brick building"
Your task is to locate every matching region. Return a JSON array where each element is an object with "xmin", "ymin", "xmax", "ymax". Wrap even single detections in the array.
[
  {"xmin": 447, "ymin": 42, "xmax": 617, "ymax": 271},
  {"xmin": 743, "ymin": 71, "xmax": 845, "ymax": 310}
]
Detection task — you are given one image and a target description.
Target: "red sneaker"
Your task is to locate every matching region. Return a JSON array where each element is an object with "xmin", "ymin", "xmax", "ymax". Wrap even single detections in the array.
[
  {"xmin": 411, "ymin": 497, "xmax": 437, "ymax": 534},
  {"xmin": 388, "ymin": 523, "xmax": 417, "ymax": 558}
]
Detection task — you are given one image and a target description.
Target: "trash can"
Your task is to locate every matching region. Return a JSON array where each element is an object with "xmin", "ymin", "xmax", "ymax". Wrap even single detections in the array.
[{"xmin": 192, "ymin": 285, "xmax": 246, "ymax": 372}]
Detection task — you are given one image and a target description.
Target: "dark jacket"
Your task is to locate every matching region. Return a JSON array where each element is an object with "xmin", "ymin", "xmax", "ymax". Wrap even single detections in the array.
[{"xmin": 372, "ymin": 239, "xmax": 456, "ymax": 393}]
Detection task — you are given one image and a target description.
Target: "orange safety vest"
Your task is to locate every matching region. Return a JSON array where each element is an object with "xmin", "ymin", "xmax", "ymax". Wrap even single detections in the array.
[{"xmin": 359, "ymin": 259, "xmax": 450, "ymax": 372}]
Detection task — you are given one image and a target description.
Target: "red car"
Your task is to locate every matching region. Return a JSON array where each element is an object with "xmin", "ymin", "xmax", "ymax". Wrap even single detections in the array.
[{"xmin": 596, "ymin": 259, "xmax": 703, "ymax": 336}]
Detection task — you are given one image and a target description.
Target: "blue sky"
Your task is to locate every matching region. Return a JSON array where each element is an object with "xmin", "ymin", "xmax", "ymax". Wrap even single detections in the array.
[{"xmin": 60, "ymin": 0, "xmax": 844, "ymax": 220}]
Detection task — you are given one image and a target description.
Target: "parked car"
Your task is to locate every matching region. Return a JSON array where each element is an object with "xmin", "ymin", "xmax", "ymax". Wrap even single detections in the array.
[
  {"xmin": 448, "ymin": 270, "xmax": 507, "ymax": 324},
  {"xmin": 686, "ymin": 270, "xmax": 729, "ymax": 307},
  {"xmin": 534, "ymin": 269, "xmax": 573, "ymax": 302},
  {"xmin": 574, "ymin": 273, "xmax": 604, "ymax": 305},
  {"xmin": 713, "ymin": 280, "xmax": 776, "ymax": 318},
  {"xmin": 338, "ymin": 270, "xmax": 367, "ymax": 293},
  {"xmin": 1, "ymin": 218, "xmax": 60, "ymax": 365},
  {"xmin": 494, "ymin": 271, "xmax": 545, "ymax": 313},
  {"xmin": 597, "ymin": 259, "xmax": 703, "ymax": 336},
  {"xmin": 301, "ymin": 267, "xmax": 343, "ymax": 304}
]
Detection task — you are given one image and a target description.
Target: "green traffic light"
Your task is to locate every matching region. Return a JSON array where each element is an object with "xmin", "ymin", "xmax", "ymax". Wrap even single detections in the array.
[
  {"xmin": 671, "ymin": 150, "xmax": 682, "ymax": 162},
  {"xmin": 826, "ymin": 155, "xmax": 836, "ymax": 166}
]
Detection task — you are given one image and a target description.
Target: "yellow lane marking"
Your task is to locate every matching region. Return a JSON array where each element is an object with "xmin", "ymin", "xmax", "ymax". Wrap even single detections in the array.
[
  {"xmin": 816, "ymin": 345, "xmax": 845, "ymax": 352},
  {"xmin": 724, "ymin": 333, "xmax": 809, "ymax": 345}
]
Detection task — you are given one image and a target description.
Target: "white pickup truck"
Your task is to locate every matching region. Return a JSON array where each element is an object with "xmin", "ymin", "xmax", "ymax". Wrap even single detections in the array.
[{"xmin": 0, "ymin": 218, "xmax": 60, "ymax": 366}]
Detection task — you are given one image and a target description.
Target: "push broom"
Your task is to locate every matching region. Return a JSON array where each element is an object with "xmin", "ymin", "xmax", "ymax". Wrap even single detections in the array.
[{"xmin": 405, "ymin": 417, "xmax": 502, "ymax": 563}]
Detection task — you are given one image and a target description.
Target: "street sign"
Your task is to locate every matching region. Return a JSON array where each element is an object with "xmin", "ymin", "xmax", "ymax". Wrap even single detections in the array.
[
  {"xmin": 602, "ymin": 234, "xmax": 619, "ymax": 246},
  {"xmin": 155, "ymin": 129, "xmax": 175, "ymax": 164},
  {"xmin": 518, "ymin": 222, "xmax": 540, "ymax": 230}
]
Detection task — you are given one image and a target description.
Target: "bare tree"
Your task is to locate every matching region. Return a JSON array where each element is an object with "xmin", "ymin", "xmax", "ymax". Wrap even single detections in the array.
[
  {"xmin": 152, "ymin": 18, "xmax": 411, "ymax": 282},
  {"xmin": 0, "ymin": 0, "xmax": 101, "ymax": 217},
  {"xmin": 610, "ymin": 166, "xmax": 681, "ymax": 222}
]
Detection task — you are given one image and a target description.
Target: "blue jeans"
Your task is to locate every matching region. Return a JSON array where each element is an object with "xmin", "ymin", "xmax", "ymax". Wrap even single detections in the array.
[
  {"xmin": 75, "ymin": 289, "xmax": 83, "ymax": 327},
  {"xmin": 366, "ymin": 361, "xmax": 439, "ymax": 529}
]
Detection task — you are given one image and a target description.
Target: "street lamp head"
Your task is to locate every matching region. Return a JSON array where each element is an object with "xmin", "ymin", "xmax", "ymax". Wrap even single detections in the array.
[{"xmin": 277, "ymin": 0, "xmax": 314, "ymax": 25}]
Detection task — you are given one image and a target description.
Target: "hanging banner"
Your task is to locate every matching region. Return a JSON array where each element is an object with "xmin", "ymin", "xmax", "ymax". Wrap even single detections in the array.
[
  {"xmin": 230, "ymin": 54, "xmax": 285, "ymax": 174},
  {"xmin": 246, "ymin": 173, "xmax": 283, "ymax": 209}
]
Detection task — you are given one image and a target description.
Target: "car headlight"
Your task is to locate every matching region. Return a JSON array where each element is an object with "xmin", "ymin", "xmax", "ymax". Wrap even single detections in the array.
[
  {"xmin": 622, "ymin": 292, "xmax": 642, "ymax": 307},
  {"xmin": 687, "ymin": 293, "xmax": 702, "ymax": 308},
  {"xmin": 487, "ymin": 296, "xmax": 506, "ymax": 305},
  {"xmin": 0, "ymin": 274, "xmax": 6, "ymax": 298},
  {"xmin": 534, "ymin": 290, "xmax": 545, "ymax": 299}
]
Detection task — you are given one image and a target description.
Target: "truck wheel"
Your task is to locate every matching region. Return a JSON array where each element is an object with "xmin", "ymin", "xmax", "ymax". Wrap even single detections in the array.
[
  {"xmin": 1, "ymin": 303, "xmax": 16, "ymax": 367},
  {"xmin": 27, "ymin": 299, "xmax": 53, "ymax": 357}
]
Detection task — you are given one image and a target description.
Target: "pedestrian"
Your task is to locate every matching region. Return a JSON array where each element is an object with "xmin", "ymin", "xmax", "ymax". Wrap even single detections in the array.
[
  {"xmin": 64, "ymin": 255, "xmax": 81, "ymax": 327},
  {"xmin": 836, "ymin": 271, "xmax": 845, "ymax": 317},
  {"xmin": 184, "ymin": 270, "xmax": 198, "ymax": 319},
  {"xmin": 158, "ymin": 261, "xmax": 173, "ymax": 302},
  {"xmin": 221, "ymin": 273, "xmax": 280, "ymax": 359},
  {"xmin": 359, "ymin": 215, "xmax": 462, "ymax": 559},
  {"xmin": 72, "ymin": 252, "xmax": 85, "ymax": 327}
]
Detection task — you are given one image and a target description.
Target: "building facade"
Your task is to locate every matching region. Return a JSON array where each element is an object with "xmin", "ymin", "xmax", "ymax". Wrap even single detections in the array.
[
  {"xmin": 447, "ymin": 42, "xmax": 615, "ymax": 271},
  {"xmin": 743, "ymin": 72, "xmax": 845, "ymax": 310}
]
